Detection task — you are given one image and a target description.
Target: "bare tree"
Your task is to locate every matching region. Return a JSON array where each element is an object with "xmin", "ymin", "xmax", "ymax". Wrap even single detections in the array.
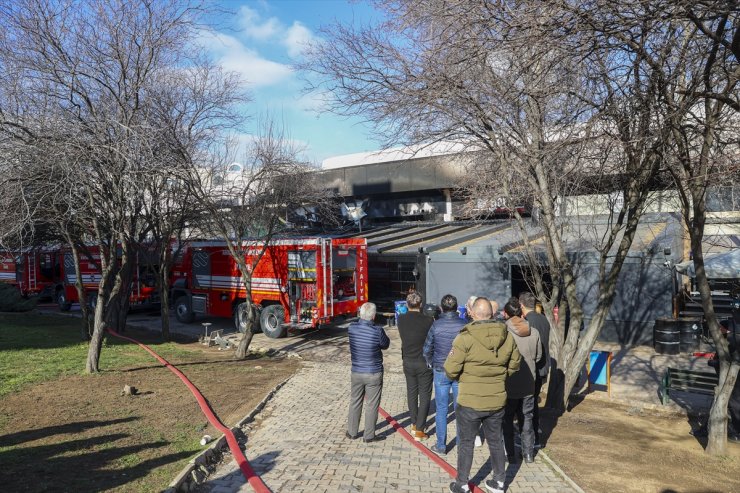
[
  {"xmin": 142, "ymin": 59, "xmax": 245, "ymax": 341},
  {"xmin": 547, "ymin": 0, "xmax": 740, "ymax": 455},
  {"xmin": 303, "ymin": 0, "xmax": 678, "ymax": 411},
  {"xmin": 0, "ymin": 0, "xmax": 242, "ymax": 372},
  {"xmin": 186, "ymin": 120, "xmax": 332, "ymax": 359},
  {"xmin": 655, "ymin": 0, "xmax": 740, "ymax": 455}
]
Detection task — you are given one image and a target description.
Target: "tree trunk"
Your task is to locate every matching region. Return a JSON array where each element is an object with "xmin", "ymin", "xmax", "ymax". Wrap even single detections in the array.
[
  {"xmin": 689, "ymin": 201, "xmax": 736, "ymax": 455},
  {"xmin": 115, "ymin": 276, "xmax": 132, "ymax": 333},
  {"xmin": 159, "ymin": 268, "xmax": 171, "ymax": 341},
  {"xmin": 67, "ymin": 244, "xmax": 91, "ymax": 340},
  {"xmin": 107, "ymin": 250, "xmax": 134, "ymax": 334},
  {"xmin": 706, "ymin": 361, "xmax": 740, "ymax": 455},
  {"xmin": 85, "ymin": 264, "xmax": 116, "ymax": 373},
  {"xmin": 85, "ymin": 244, "xmax": 120, "ymax": 373},
  {"xmin": 157, "ymin": 245, "xmax": 173, "ymax": 341},
  {"xmin": 86, "ymin": 292, "xmax": 108, "ymax": 373},
  {"xmin": 235, "ymin": 302, "xmax": 257, "ymax": 359}
]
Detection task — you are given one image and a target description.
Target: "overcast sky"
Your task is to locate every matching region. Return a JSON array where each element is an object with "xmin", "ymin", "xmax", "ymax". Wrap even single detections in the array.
[{"xmin": 202, "ymin": 0, "xmax": 385, "ymax": 165}]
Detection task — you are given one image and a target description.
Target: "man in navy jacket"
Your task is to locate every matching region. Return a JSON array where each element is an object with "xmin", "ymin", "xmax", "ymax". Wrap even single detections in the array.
[
  {"xmin": 423, "ymin": 294, "xmax": 466, "ymax": 454},
  {"xmin": 347, "ymin": 302, "xmax": 391, "ymax": 442}
]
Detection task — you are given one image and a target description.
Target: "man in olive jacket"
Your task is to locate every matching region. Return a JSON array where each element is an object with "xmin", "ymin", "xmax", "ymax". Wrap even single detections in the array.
[{"xmin": 444, "ymin": 297, "xmax": 521, "ymax": 493}]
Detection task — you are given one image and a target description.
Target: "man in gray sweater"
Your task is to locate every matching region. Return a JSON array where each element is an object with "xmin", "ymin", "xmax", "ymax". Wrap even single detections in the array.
[{"xmin": 502, "ymin": 297, "xmax": 543, "ymax": 464}]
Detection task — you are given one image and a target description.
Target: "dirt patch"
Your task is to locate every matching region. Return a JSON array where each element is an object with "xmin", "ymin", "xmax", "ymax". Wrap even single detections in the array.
[
  {"xmin": 0, "ymin": 330, "xmax": 299, "ymax": 493},
  {"xmin": 542, "ymin": 397, "xmax": 740, "ymax": 493}
]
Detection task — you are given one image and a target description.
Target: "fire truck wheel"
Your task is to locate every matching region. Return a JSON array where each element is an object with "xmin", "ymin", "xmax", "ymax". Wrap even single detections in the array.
[
  {"xmin": 233, "ymin": 302, "xmax": 251, "ymax": 333},
  {"xmin": 174, "ymin": 296, "xmax": 195, "ymax": 323},
  {"xmin": 57, "ymin": 290, "xmax": 72, "ymax": 312},
  {"xmin": 260, "ymin": 305, "xmax": 286, "ymax": 339}
]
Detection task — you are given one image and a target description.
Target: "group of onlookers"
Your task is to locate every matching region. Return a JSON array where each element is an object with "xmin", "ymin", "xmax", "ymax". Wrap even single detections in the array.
[{"xmin": 346, "ymin": 291, "xmax": 551, "ymax": 493}]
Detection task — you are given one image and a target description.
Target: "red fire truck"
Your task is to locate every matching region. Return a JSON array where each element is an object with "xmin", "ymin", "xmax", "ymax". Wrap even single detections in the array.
[
  {"xmin": 0, "ymin": 249, "xmax": 58, "ymax": 298},
  {"xmin": 0, "ymin": 251, "xmax": 19, "ymax": 289},
  {"xmin": 54, "ymin": 245, "xmax": 159, "ymax": 310},
  {"xmin": 170, "ymin": 237, "xmax": 368, "ymax": 338}
]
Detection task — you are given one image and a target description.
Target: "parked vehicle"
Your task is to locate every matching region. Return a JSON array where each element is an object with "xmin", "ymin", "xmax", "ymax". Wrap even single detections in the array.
[
  {"xmin": 170, "ymin": 237, "xmax": 368, "ymax": 338},
  {"xmin": 54, "ymin": 245, "xmax": 158, "ymax": 311},
  {"xmin": 0, "ymin": 249, "xmax": 58, "ymax": 299}
]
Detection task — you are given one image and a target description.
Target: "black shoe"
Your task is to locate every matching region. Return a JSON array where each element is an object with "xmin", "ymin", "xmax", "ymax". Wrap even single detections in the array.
[
  {"xmin": 363, "ymin": 435, "xmax": 386, "ymax": 443},
  {"xmin": 430, "ymin": 444, "xmax": 447, "ymax": 455},
  {"xmin": 345, "ymin": 431, "xmax": 356, "ymax": 440},
  {"xmin": 523, "ymin": 453, "xmax": 534, "ymax": 463},
  {"xmin": 483, "ymin": 480, "xmax": 505, "ymax": 493},
  {"xmin": 449, "ymin": 481, "xmax": 471, "ymax": 493}
]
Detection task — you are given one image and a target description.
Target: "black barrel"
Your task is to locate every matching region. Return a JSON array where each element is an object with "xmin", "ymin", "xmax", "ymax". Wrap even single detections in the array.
[
  {"xmin": 654, "ymin": 318, "xmax": 680, "ymax": 355},
  {"xmin": 678, "ymin": 317, "xmax": 702, "ymax": 353}
]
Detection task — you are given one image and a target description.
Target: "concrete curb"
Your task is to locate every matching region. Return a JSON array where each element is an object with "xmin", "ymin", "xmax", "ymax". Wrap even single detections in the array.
[
  {"xmin": 538, "ymin": 449, "xmax": 586, "ymax": 493},
  {"xmin": 164, "ymin": 376, "xmax": 293, "ymax": 493}
]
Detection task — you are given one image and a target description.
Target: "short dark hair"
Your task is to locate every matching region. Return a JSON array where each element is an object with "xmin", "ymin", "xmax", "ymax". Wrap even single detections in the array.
[
  {"xmin": 504, "ymin": 297, "xmax": 522, "ymax": 317},
  {"xmin": 406, "ymin": 292, "xmax": 422, "ymax": 309},
  {"xmin": 519, "ymin": 292, "xmax": 537, "ymax": 310},
  {"xmin": 440, "ymin": 294, "xmax": 458, "ymax": 312}
]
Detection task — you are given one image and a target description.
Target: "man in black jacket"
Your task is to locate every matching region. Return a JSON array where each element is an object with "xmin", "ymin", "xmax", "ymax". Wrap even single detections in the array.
[
  {"xmin": 398, "ymin": 291, "xmax": 434, "ymax": 440},
  {"xmin": 519, "ymin": 292, "xmax": 550, "ymax": 445}
]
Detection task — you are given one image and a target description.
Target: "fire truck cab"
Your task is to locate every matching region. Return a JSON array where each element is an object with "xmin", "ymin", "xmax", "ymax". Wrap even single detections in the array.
[
  {"xmin": 0, "ymin": 249, "xmax": 58, "ymax": 299},
  {"xmin": 170, "ymin": 237, "xmax": 368, "ymax": 338}
]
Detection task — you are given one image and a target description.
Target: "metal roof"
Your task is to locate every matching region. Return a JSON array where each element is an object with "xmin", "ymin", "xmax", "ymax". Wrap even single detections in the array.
[{"xmin": 356, "ymin": 213, "xmax": 686, "ymax": 258}]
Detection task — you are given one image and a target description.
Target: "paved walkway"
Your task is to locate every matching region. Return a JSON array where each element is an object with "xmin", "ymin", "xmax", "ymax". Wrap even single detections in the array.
[{"xmin": 198, "ymin": 342, "xmax": 578, "ymax": 492}]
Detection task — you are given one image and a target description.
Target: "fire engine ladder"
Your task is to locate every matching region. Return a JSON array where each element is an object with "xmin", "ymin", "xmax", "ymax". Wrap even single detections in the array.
[
  {"xmin": 27, "ymin": 255, "xmax": 37, "ymax": 291},
  {"xmin": 321, "ymin": 238, "xmax": 333, "ymax": 320}
]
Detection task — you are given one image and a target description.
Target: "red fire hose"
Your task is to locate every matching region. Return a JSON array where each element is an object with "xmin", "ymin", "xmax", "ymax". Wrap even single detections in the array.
[
  {"xmin": 378, "ymin": 406, "xmax": 485, "ymax": 493},
  {"xmin": 106, "ymin": 329, "xmax": 271, "ymax": 493},
  {"xmin": 108, "ymin": 328, "xmax": 485, "ymax": 492}
]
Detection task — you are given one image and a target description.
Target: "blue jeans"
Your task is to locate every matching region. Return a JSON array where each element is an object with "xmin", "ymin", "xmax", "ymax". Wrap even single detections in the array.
[{"xmin": 433, "ymin": 369, "xmax": 459, "ymax": 450}]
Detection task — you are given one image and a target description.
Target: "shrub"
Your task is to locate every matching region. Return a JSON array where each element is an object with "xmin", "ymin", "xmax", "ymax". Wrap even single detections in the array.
[{"xmin": 0, "ymin": 283, "xmax": 37, "ymax": 312}]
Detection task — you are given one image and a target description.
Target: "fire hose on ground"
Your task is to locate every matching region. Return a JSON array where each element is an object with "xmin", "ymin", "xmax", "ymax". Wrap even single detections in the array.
[
  {"xmin": 106, "ymin": 328, "xmax": 271, "ymax": 493},
  {"xmin": 108, "ymin": 328, "xmax": 485, "ymax": 493}
]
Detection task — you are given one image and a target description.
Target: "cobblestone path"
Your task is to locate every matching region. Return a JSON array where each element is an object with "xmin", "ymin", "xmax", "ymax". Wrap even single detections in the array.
[{"xmin": 200, "ymin": 360, "xmax": 578, "ymax": 493}]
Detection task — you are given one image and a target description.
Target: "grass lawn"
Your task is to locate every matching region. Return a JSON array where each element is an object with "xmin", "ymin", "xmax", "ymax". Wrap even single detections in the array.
[
  {"xmin": 0, "ymin": 313, "xmax": 193, "ymax": 397},
  {"xmin": 0, "ymin": 312, "xmax": 299, "ymax": 492}
]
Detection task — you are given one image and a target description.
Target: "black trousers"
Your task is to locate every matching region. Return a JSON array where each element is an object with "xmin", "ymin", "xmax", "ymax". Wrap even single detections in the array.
[
  {"xmin": 533, "ymin": 373, "xmax": 545, "ymax": 443},
  {"xmin": 403, "ymin": 360, "xmax": 433, "ymax": 429},
  {"xmin": 504, "ymin": 395, "xmax": 536, "ymax": 457},
  {"xmin": 456, "ymin": 405, "xmax": 506, "ymax": 485}
]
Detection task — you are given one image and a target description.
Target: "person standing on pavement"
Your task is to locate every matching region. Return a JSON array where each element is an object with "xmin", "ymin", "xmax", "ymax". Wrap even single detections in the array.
[
  {"xmin": 422, "ymin": 294, "xmax": 466, "ymax": 454},
  {"xmin": 464, "ymin": 295, "xmax": 478, "ymax": 321},
  {"xmin": 519, "ymin": 291, "xmax": 550, "ymax": 446},
  {"xmin": 502, "ymin": 297, "xmax": 542, "ymax": 464},
  {"xmin": 397, "ymin": 291, "xmax": 434, "ymax": 440},
  {"xmin": 347, "ymin": 302, "xmax": 390, "ymax": 443},
  {"xmin": 444, "ymin": 297, "xmax": 521, "ymax": 493},
  {"xmin": 489, "ymin": 299, "xmax": 504, "ymax": 321}
]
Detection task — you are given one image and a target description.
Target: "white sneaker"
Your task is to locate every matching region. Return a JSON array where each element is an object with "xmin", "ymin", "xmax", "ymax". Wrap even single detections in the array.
[{"xmin": 474, "ymin": 435, "xmax": 483, "ymax": 447}]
